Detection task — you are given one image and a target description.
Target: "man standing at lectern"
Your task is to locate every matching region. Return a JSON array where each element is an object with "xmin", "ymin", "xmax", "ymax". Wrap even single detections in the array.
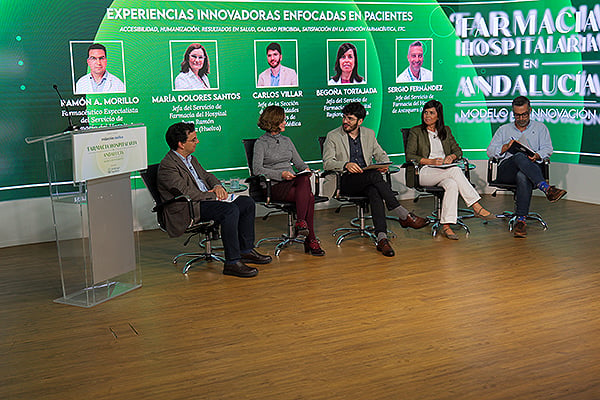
[{"xmin": 157, "ymin": 122, "xmax": 271, "ymax": 277}]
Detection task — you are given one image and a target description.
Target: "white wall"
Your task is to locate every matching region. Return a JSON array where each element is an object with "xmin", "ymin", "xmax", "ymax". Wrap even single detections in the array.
[{"xmin": 1, "ymin": 161, "xmax": 598, "ymax": 248}]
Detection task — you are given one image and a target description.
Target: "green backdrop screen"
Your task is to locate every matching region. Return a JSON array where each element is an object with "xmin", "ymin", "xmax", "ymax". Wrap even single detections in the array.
[{"xmin": 1, "ymin": 0, "xmax": 599, "ymax": 201}]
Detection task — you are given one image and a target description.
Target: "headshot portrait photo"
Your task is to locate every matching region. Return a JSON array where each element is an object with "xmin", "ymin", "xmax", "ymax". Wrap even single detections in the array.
[
  {"xmin": 71, "ymin": 41, "xmax": 126, "ymax": 95},
  {"xmin": 396, "ymin": 39, "xmax": 433, "ymax": 83},
  {"xmin": 255, "ymin": 40, "xmax": 299, "ymax": 88},
  {"xmin": 327, "ymin": 40, "xmax": 367, "ymax": 86},
  {"xmin": 171, "ymin": 40, "xmax": 219, "ymax": 91}
]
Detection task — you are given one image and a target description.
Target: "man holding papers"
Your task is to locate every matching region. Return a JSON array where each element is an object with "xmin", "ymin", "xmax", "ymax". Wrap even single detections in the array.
[
  {"xmin": 406, "ymin": 100, "xmax": 495, "ymax": 240},
  {"xmin": 323, "ymin": 102, "xmax": 428, "ymax": 257},
  {"xmin": 487, "ymin": 96, "xmax": 567, "ymax": 238},
  {"xmin": 157, "ymin": 122, "xmax": 271, "ymax": 277}
]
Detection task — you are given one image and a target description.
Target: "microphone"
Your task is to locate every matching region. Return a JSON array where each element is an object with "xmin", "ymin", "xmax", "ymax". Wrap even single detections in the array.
[{"xmin": 53, "ymin": 84, "xmax": 79, "ymax": 132}]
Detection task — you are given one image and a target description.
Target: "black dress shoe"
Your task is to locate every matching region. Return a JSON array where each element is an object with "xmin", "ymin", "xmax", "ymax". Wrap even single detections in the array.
[
  {"xmin": 376, "ymin": 238, "xmax": 395, "ymax": 257},
  {"xmin": 240, "ymin": 249, "xmax": 272, "ymax": 264},
  {"xmin": 399, "ymin": 212, "xmax": 429, "ymax": 229},
  {"xmin": 223, "ymin": 261, "xmax": 258, "ymax": 278}
]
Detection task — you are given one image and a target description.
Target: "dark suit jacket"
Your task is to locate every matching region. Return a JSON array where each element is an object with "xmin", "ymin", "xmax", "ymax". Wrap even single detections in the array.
[
  {"xmin": 405, "ymin": 125, "xmax": 462, "ymax": 164},
  {"xmin": 157, "ymin": 150, "xmax": 222, "ymax": 237}
]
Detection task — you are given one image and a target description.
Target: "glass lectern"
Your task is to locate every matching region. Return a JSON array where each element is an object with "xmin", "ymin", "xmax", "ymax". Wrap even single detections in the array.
[{"xmin": 26, "ymin": 125, "xmax": 147, "ymax": 307}]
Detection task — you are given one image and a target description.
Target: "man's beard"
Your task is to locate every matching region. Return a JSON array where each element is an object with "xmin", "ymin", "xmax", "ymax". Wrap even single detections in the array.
[
  {"xmin": 516, "ymin": 119, "xmax": 529, "ymax": 128},
  {"xmin": 343, "ymin": 122, "xmax": 358, "ymax": 133}
]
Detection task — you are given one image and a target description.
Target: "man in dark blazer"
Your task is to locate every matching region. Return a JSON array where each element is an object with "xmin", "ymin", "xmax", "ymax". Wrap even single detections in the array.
[
  {"xmin": 157, "ymin": 122, "xmax": 271, "ymax": 277},
  {"xmin": 323, "ymin": 102, "xmax": 428, "ymax": 257}
]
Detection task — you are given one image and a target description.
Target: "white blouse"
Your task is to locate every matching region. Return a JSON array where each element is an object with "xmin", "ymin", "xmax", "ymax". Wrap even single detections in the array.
[{"xmin": 427, "ymin": 129, "xmax": 445, "ymax": 159}]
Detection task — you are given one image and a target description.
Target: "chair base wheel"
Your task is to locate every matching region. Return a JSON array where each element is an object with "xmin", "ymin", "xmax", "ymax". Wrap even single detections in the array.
[{"xmin": 498, "ymin": 211, "xmax": 548, "ymax": 231}]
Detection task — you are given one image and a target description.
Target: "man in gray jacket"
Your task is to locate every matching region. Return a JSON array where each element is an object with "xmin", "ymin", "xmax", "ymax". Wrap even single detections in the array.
[
  {"xmin": 157, "ymin": 122, "xmax": 271, "ymax": 277},
  {"xmin": 323, "ymin": 102, "xmax": 428, "ymax": 257}
]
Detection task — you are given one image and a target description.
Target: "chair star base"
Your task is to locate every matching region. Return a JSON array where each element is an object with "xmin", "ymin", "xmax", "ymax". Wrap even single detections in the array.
[
  {"xmin": 333, "ymin": 226, "xmax": 378, "ymax": 246},
  {"xmin": 496, "ymin": 211, "xmax": 548, "ymax": 232},
  {"xmin": 173, "ymin": 252, "xmax": 225, "ymax": 274},
  {"xmin": 257, "ymin": 235, "xmax": 305, "ymax": 256}
]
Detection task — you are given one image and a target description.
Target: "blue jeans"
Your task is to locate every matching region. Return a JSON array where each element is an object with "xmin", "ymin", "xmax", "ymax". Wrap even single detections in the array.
[{"xmin": 496, "ymin": 152, "xmax": 545, "ymax": 217}]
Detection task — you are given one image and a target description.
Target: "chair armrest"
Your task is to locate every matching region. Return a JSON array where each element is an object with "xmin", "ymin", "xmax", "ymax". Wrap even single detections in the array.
[
  {"xmin": 310, "ymin": 169, "xmax": 322, "ymax": 197},
  {"xmin": 541, "ymin": 157, "xmax": 550, "ymax": 181},
  {"xmin": 245, "ymin": 174, "xmax": 273, "ymax": 203},
  {"xmin": 400, "ymin": 160, "xmax": 420, "ymax": 188},
  {"xmin": 151, "ymin": 194, "xmax": 191, "ymax": 213},
  {"xmin": 487, "ymin": 156, "xmax": 503, "ymax": 183},
  {"xmin": 457, "ymin": 156, "xmax": 471, "ymax": 180},
  {"xmin": 383, "ymin": 165, "xmax": 400, "ymax": 188},
  {"xmin": 321, "ymin": 169, "xmax": 344, "ymax": 199},
  {"xmin": 152, "ymin": 194, "xmax": 199, "ymax": 228}
]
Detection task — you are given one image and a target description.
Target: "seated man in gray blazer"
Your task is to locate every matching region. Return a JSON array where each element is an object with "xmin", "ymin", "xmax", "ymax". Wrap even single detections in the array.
[
  {"xmin": 323, "ymin": 102, "xmax": 428, "ymax": 257},
  {"xmin": 157, "ymin": 122, "xmax": 271, "ymax": 277}
]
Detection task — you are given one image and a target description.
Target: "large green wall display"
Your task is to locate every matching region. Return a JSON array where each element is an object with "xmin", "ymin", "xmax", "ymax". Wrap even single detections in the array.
[{"xmin": 1, "ymin": 0, "xmax": 598, "ymax": 201}]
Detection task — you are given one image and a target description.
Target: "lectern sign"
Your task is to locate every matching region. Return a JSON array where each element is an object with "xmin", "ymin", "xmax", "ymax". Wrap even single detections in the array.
[{"xmin": 72, "ymin": 125, "xmax": 147, "ymax": 182}]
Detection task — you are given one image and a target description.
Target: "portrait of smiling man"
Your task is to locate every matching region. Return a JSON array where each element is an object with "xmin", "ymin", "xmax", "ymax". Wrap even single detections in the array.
[
  {"xmin": 75, "ymin": 43, "xmax": 126, "ymax": 94},
  {"xmin": 257, "ymin": 42, "xmax": 298, "ymax": 87},
  {"xmin": 396, "ymin": 40, "xmax": 433, "ymax": 83}
]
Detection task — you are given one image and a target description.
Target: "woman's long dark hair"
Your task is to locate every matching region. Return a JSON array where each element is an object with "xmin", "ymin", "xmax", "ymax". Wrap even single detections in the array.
[
  {"xmin": 331, "ymin": 42, "xmax": 364, "ymax": 83},
  {"xmin": 180, "ymin": 43, "xmax": 210, "ymax": 78},
  {"xmin": 420, "ymin": 99, "xmax": 447, "ymax": 140}
]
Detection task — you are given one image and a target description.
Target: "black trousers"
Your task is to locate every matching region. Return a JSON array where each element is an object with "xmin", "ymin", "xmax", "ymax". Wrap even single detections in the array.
[
  {"xmin": 340, "ymin": 170, "xmax": 400, "ymax": 235},
  {"xmin": 199, "ymin": 195, "xmax": 256, "ymax": 262}
]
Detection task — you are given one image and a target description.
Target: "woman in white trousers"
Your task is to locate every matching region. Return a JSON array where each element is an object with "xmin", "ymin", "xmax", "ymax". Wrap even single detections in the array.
[{"xmin": 406, "ymin": 100, "xmax": 495, "ymax": 240}]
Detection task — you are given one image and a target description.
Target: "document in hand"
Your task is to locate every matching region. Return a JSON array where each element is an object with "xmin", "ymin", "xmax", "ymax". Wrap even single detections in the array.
[
  {"xmin": 222, "ymin": 193, "xmax": 238, "ymax": 203},
  {"xmin": 507, "ymin": 140, "xmax": 536, "ymax": 157},
  {"xmin": 427, "ymin": 162, "xmax": 460, "ymax": 169},
  {"xmin": 363, "ymin": 162, "xmax": 392, "ymax": 170},
  {"xmin": 295, "ymin": 170, "xmax": 312, "ymax": 176}
]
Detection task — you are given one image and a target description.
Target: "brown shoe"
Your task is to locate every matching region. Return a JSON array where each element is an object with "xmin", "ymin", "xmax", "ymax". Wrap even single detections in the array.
[
  {"xmin": 399, "ymin": 212, "xmax": 429, "ymax": 229},
  {"xmin": 442, "ymin": 225, "xmax": 459, "ymax": 240},
  {"xmin": 376, "ymin": 238, "xmax": 395, "ymax": 257},
  {"xmin": 513, "ymin": 220, "xmax": 527, "ymax": 238},
  {"xmin": 545, "ymin": 186, "xmax": 567, "ymax": 202}
]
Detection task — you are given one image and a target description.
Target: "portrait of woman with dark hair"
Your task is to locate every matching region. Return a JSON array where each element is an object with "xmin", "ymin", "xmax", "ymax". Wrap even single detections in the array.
[
  {"xmin": 328, "ymin": 42, "xmax": 364, "ymax": 85},
  {"xmin": 174, "ymin": 43, "xmax": 211, "ymax": 90}
]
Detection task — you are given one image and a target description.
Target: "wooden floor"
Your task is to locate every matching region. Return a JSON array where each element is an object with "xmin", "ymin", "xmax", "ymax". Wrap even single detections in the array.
[{"xmin": 2, "ymin": 194, "xmax": 600, "ymax": 400}]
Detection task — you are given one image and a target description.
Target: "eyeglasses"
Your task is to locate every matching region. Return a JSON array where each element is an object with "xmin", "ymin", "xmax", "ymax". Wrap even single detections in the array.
[
  {"xmin": 190, "ymin": 54, "xmax": 205, "ymax": 60},
  {"xmin": 513, "ymin": 110, "xmax": 530, "ymax": 118},
  {"xmin": 88, "ymin": 56, "xmax": 106, "ymax": 62},
  {"xmin": 186, "ymin": 137, "xmax": 199, "ymax": 143},
  {"xmin": 342, "ymin": 115, "xmax": 358, "ymax": 122}
]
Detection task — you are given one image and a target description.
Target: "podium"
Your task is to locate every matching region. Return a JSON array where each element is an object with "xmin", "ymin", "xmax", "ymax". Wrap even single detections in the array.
[{"xmin": 26, "ymin": 125, "xmax": 147, "ymax": 307}]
